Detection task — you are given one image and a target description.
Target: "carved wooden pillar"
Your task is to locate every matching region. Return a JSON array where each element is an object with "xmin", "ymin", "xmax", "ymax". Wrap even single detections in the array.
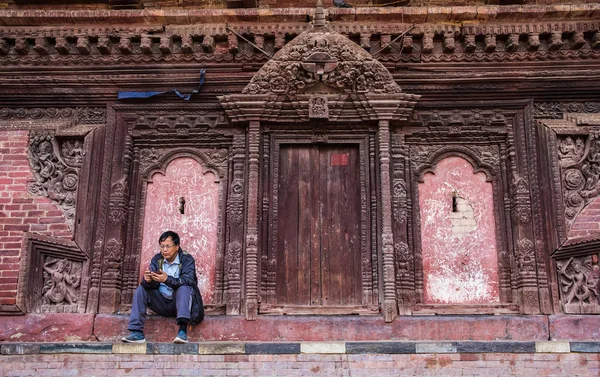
[
  {"xmin": 245, "ymin": 121, "xmax": 261, "ymax": 320},
  {"xmin": 379, "ymin": 120, "xmax": 398, "ymax": 322},
  {"xmin": 98, "ymin": 109, "xmax": 128, "ymax": 313},
  {"xmin": 391, "ymin": 132, "xmax": 412, "ymax": 315},
  {"xmin": 523, "ymin": 105, "xmax": 552, "ymax": 314},
  {"xmin": 87, "ymin": 108, "xmax": 118, "ymax": 314},
  {"xmin": 508, "ymin": 113, "xmax": 541, "ymax": 315},
  {"xmin": 225, "ymin": 133, "xmax": 246, "ymax": 315}
]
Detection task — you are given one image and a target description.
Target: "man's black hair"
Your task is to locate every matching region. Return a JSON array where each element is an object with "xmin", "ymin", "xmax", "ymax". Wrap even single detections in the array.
[{"xmin": 159, "ymin": 230, "xmax": 180, "ymax": 246}]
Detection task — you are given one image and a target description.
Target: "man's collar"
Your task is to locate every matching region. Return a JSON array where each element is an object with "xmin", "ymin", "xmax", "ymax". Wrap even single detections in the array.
[{"xmin": 164, "ymin": 253, "xmax": 180, "ymax": 265}]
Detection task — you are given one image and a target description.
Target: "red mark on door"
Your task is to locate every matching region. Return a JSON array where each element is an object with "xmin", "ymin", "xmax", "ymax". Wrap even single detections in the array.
[{"xmin": 330, "ymin": 153, "xmax": 349, "ymax": 166}]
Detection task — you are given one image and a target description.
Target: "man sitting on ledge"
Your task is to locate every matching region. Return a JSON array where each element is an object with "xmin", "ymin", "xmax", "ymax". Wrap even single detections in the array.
[{"xmin": 122, "ymin": 230, "xmax": 204, "ymax": 343}]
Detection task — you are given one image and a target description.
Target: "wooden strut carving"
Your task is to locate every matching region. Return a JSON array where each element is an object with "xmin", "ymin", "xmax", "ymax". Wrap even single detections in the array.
[{"xmin": 0, "ymin": 23, "xmax": 599, "ymax": 66}]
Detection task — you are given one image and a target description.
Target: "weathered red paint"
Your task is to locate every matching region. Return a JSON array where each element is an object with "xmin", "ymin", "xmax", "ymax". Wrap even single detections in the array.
[
  {"xmin": 140, "ymin": 157, "xmax": 220, "ymax": 304},
  {"xmin": 0, "ymin": 313, "xmax": 95, "ymax": 342},
  {"xmin": 419, "ymin": 157, "xmax": 500, "ymax": 304},
  {"xmin": 92, "ymin": 313, "xmax": 550, "ymax": 342}
]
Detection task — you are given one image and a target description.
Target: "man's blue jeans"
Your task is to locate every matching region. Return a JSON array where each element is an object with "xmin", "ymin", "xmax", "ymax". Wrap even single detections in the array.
[{"xmin": 128, "ymin": 285, "xmax": 193, "ymax": 332}]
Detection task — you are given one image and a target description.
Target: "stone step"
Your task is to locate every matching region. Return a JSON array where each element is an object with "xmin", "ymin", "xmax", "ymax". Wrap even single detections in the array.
[{"xmin": 2, "ymin": 340, "xmax": 600, "ymax": 356}]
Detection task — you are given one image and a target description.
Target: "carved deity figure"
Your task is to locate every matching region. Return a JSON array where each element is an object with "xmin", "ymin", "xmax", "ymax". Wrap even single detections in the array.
[
  {"xmin": 310, "ymin": 96, "xmax": 328, "ymax": 118},
  {"xmin": 559, "ymin": 257, "xmax": 598, "ymax": 308},
  {"xmin": 42, "ymin": 258, "xmax": 81, "ymax": 305},
  {"xmin": 558, "ymin": 136, "xmax": 585, "ymax": 167}
]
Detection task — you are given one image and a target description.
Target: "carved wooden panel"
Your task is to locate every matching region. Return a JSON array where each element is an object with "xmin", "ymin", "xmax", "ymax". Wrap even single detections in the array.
[
  {"xmin": 27, "ymin": 131, "xmax": 82, "ymax": 231},
  {"xmin": 557, "ymin": 255, "xmax": 600, "ymax": 314},
  {"xmin": 17, "ymin": 233, "xmax": 89, "ymax": 314}
]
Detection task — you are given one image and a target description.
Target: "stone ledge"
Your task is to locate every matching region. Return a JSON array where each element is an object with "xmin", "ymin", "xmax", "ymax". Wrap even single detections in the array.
[
  {"xmin": 2, "ymin": 341, "xmax": 600, "ymax": 355},
  {"xmin": 4, "ymin": 314, "xmax": 600, "ymax": 343},
  {"xmin": 0, "ymin": 4, "xmax": 598, "ymax": 26}
]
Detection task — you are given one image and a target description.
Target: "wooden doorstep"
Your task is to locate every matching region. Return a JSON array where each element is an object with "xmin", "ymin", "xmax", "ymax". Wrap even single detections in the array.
[
  {"xmin": 258, "ymin": 304, "xmax": 380, "ymax": 315},
  {"xmin": 412, "ymin": 303, "xmax": 521, "ymax": 315}
]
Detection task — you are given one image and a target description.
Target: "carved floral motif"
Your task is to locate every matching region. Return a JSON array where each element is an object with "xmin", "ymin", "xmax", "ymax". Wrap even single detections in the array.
[
  {"xmin": 534, "ymin": 102, "xmax": 600, "ymax": 119},
  {"xmin": 0, "ymin": 107, "xmax": 105, "ymax": 124},
  {"xmin": 28, "ymin": 132, "xmax": 79, "ymax": 230},
  {"xmin": 243, "ymin": 28, "xmax": 401, "ymax": 95},
  {"xmin": 561, "ymin": 132, "xmax": 600, "ymax": 227}
]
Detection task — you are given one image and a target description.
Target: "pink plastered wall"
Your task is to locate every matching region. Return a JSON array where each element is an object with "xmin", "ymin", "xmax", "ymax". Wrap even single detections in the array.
[
  {"xmin": 140, "ymin": 157, "xmax": 220, "ymax": 304},
  {"xmin": 419, "ymin": 156, "xmax": 500, "ymax": 304}
]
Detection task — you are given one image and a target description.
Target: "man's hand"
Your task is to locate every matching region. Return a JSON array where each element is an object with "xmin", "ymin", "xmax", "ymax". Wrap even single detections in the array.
[
  {"xmin": 143, "ymin": 270, "xmax": 152, "ymax": 283},
  {"xmin": 150, "ymin": 270, "xmax": 168, "ymax": 283}
]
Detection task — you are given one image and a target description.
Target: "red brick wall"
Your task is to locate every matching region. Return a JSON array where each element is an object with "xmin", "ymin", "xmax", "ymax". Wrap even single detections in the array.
[
  {"xmin": 0, "ymin": 130, "xmax": 71, "ymax": 307},
  {"xmin": 569, "ymin": 196, "xmax": 600, "ymax": 239}
]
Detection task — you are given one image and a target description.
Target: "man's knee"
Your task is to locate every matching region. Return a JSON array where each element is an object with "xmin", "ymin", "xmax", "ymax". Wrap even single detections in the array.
[
  {"xmin": 133, "ymin": 285, "xmax": 150, "ymax": 301},
  {"xmin": 175, "ymin": 285, "xmax": 193, "ymax": 297}
]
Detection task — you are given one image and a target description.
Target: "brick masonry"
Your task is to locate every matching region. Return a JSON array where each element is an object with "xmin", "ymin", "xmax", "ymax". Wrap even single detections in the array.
[
  {"xmin": 569, "ymin": 196, "xmax": 600, "ymax": 238},
  {"xmin": 0, "ymin": 130, "xmax": 71, "ymax": 307},
  {"xmin": 0, "ymin": 341, "xmax": 598, "ymax": 377}
]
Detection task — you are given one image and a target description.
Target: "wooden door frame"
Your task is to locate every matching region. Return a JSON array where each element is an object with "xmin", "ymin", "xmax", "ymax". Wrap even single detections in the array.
[{"xmin": 259, "ymin": 131, "xmax": 379, "ymax": 315}]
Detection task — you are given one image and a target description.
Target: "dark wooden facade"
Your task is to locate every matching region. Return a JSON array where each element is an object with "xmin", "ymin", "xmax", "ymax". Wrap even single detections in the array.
[{"xmin": 1, "ymin": 2, "xmax": 600, "ymax": 331}]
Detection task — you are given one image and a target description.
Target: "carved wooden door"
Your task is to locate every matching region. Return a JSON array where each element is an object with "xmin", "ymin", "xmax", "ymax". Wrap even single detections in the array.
[{"xmin": 275, "ymin": 144, "xmax": 362, "ymax": 308}]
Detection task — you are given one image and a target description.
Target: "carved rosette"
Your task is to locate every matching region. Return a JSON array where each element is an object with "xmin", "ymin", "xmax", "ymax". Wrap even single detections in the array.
[
  {"xmin": 28, "ymin": 132, "xmax": 80, "ymax": 230},
  {"xmin": 557, "ymin": 255, "xmax": 600, "ymax": 314},
  {"xmin": 242, "ymin": 26, "xmax": 402, "ymax": 96},
  {"xmin": 560, "ymin": 132, "xmax": 600, "ymax": 228}
]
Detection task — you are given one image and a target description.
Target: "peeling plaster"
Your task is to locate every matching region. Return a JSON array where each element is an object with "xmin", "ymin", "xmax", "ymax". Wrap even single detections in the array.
[
  {"xmin": 141, "ymin": 158, "xmax": 219, "ymax": 304},
  {"xmin": 419, "ymin": 157, "xmax": 500, "ymax": 304}
]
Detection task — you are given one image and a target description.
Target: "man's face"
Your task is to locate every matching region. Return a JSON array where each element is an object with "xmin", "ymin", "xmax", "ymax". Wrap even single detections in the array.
[{"xmin": 159, "ymin": 237, "xmax": 178, "ymax": 262}]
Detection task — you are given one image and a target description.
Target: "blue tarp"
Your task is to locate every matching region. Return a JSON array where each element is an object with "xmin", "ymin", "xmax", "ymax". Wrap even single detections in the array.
[{"xmin": 117, "ymin": 69, "xmax": 205, "ymax": 101}]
